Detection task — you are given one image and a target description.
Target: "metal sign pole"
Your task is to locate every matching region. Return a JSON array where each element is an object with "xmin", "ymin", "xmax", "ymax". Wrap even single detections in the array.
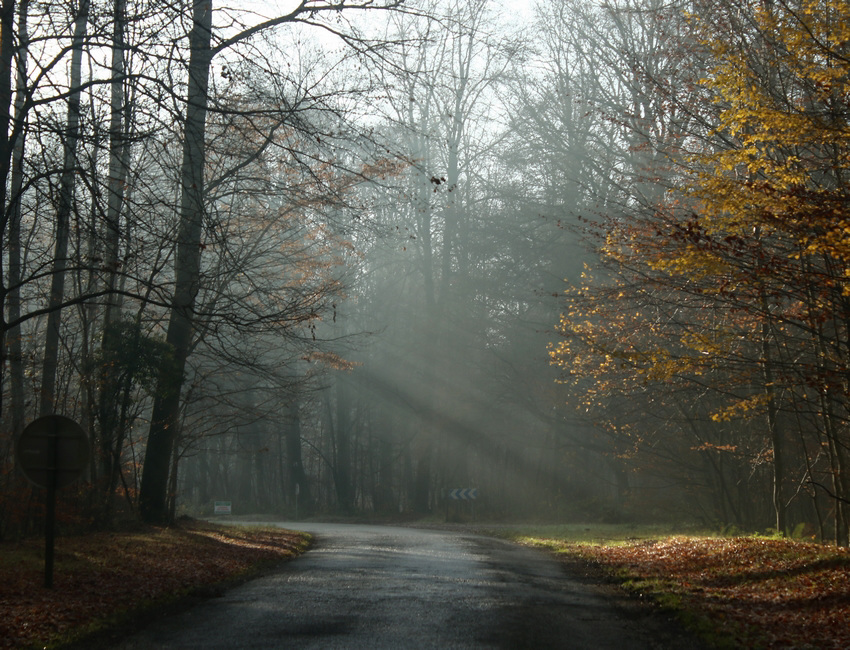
[{"xmin": 44, "ymin": 425, "xmax": 57, "ymax": 588}]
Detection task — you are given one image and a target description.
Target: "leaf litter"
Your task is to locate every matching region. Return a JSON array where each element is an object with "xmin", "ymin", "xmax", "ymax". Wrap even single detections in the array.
[
  {"xmin": 0, "ymin": 519, "xmax": 309, "ymax": 649},
  {"xmin": 540, "ymin": 536, "xmax": 850, "ymax": 649}
]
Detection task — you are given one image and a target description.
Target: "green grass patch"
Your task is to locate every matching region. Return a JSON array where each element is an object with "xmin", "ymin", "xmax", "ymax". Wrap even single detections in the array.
[{"xmin": 484, "ymin": 522, "xmax": 715, "ymax": 546}]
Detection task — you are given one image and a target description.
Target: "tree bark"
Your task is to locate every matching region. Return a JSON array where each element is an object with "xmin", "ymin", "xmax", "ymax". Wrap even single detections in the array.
[
  {"xmin": 0, "ymin": 0, "xmax": 18, "ymax": 427},
  {"xmin": 103, "ymin": 0, "xmax": 128, "ymax": 327},
  {"xmin": 7, "ymin": 0, "xmax": 28, "ymax": 435},
  {"xmin": 95, "ymin": 0, "xmax": 130, "ymax": 517},
  {"xmin": 139, "ymin": 0, "xmax": 212, "ymax": 523},
  {"xmin": 285, "ymin": 387, "xmax": 311, "ymax": 516},
  {"xmin": 760, "ymin": 283, "xmax": 787, "ymax": 535},
  {"xmin": 334, "ymin": 374, "xmax": 353, "ymax": 512},
  {"xmin": 38, "ymin": 0, "xmax": 90, "ymax": 416}
]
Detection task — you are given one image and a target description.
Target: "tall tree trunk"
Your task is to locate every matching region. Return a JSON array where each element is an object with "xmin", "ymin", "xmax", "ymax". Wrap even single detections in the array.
[
  {"xmin": 334, "ymin": 375, "xmax": 353, "ymax": 512},
  {"xmin": 760, "ymin": 286, "xmax": 787, "ymax": 535},
  {"xmin": 7, "ymin": 0, "xmax": 28, "ymax": 435},
  {"xmin": 412, "ymin": 448, "xmax": 431, "ymax": 513},
  {"xmin": 38, "ymin": 0, "xmax": 90, "ymax": 416},
  {"xmin": 139, "ymin": 0, "xmax": 212, "ymax": 523},
  {"xmin": 285, "ymin": 385, "xmax": 311, "ymax": 516},
  {"xmin": 102, "ymin": 0, "xmax": 128, "ymax": 327},
  {"xmin": 95, "ymin": 0, "xmax": 130, "ymax": 517},
  {"xmin": 374, "ymin": 410, "xmax": 394, "ymax": 513},
  {"xmin": 0, "ymin": 0, "xmax": 18, "ymax": 427}
]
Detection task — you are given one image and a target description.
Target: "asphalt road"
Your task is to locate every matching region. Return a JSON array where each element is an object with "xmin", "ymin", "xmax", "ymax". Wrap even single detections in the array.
[{"xmin": 114, "ymin": 522, "xmax": 700, "ymax": 649}]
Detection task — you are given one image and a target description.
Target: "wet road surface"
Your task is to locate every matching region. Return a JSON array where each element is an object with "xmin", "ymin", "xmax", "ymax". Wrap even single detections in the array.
[{"xmin": 114, "ymin": 522, "xmax": 699, "ymax": 649}]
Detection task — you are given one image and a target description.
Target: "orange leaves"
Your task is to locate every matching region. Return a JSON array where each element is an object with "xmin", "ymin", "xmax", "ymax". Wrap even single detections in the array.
[
  {"xmin": 560, "ymin": 536, "xmax": 850, "ymax": 649},
  {"xmin": 0, "ymin": 520, "xmax": 309, "ymax": 648},
  {"xmin": 692, "ymin": 442, "xmax": 738, "ymax": 453}
]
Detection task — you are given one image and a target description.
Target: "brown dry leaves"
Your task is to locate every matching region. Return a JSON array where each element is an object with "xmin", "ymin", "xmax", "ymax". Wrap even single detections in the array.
[
  {"xmin": 563, "ymin": 537, "xmax": 850, "ymax": 649},
  {"xmin": 0, "ymin": 519, "xmax": 309, "ymax": 649}
]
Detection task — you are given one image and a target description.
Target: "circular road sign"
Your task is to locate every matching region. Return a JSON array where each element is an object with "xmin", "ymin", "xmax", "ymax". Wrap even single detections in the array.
[{"xmin": 16, "ymin": 415, "xmax": 89, "ymax": 489}]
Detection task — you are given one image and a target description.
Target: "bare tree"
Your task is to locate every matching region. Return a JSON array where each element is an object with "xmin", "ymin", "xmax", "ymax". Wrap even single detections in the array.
[{"xmin": 139, "ymin": 0, "xmax": 406, "ymax": 523}]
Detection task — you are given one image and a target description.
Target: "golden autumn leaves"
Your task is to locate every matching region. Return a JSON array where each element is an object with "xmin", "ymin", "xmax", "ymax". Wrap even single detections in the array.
[{"xmin": 551, "ymin": 1, "xmax": 850, "ymax": 473}]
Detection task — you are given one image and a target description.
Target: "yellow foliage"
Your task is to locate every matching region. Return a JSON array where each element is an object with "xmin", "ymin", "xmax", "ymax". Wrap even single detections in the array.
[
  {"xmin": 550, "ymin": 0, "xmax": 850, "ymax": 429},
  {"xmin": 710, "ymin": 394, "xmax": 770, "ymax": 422},
  {"xmin": 684, "ymin": 0, "xmax": 850, "ymax": 271},
  {"xmin": 648, "ymin": 245, "xmax": 729, "ymax": 280}
]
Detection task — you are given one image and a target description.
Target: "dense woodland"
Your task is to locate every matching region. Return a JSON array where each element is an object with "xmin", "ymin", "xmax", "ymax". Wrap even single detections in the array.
[{"xmin": 1, "ymin": 0, "xmax": 849, "ymax": 544}]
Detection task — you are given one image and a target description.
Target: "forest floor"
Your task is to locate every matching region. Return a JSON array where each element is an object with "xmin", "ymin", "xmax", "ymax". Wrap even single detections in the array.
[
  {"xmin": 3, "ymin": 518, "xmax": 850, "ymax": 649},
  {"xmin": 509, "ymin": 529, "xmax": 850, "ymax": 649},
  {"xmin": 0, "ymin": 518, "xmax": 311, "ymax": 649}
]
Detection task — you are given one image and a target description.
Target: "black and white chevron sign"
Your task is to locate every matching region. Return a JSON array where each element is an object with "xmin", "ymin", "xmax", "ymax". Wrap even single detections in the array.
[{"xmin": 449, "ymin": 488, "xmax": 478, "ymax": 500}]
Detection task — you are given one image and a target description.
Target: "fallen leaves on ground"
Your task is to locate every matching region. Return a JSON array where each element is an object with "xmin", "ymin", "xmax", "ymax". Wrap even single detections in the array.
[
  {"xmin": 534, "ymin": 536, "xmax": 850, "ymax": 649},
  {"xmin": 0, "ymin": 519, "xmax": 310, "ymax": 649}
]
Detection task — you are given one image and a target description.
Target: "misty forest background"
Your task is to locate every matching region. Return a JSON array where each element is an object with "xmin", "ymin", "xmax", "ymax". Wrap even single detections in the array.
[{"xmin": 2, "ymin": 0, "xmax": 850, "ymax": 544}]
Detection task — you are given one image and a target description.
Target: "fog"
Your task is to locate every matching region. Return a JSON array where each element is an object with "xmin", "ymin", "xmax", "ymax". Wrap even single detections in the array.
[
  {"xmin": 171, "ymin": 0, "xmax": 622, "ymax": 523},
  {"xmin": 3, "ymin": 0, "xmax": 837, "ymax": 539}
]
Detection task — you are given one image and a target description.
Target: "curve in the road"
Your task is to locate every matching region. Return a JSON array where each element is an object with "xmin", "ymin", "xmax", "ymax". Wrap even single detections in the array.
[{"xmin": 114, "ymin": 522, "xmax": 702, "ymax": 649}]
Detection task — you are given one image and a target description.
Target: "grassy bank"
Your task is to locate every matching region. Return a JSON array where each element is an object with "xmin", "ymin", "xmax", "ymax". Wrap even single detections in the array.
[
  {"xmin": 0, "ymin": 519, "xmax": 311, "ymax": 649},
  {"xmin": 493, "ymin": 524, "xmax": 850, "ymax": 649}
]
